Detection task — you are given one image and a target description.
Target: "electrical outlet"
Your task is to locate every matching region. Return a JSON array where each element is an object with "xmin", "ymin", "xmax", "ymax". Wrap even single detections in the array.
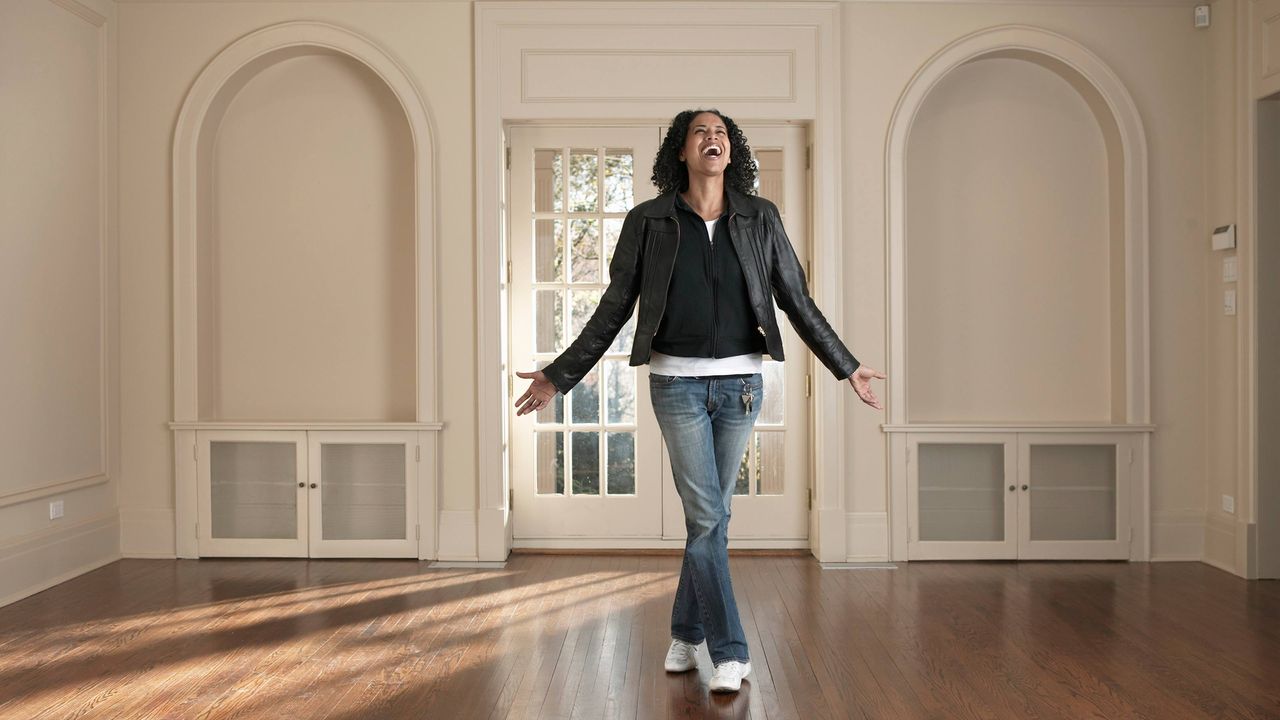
[
  {"xmin": 1222, "ymin": 494, "xmax": 1235, "ymax": 514},
  {"xmin": 49, "ymin": 500, "xmax": 64, "ymax": 520},
  {"xmin": 1224, "ymin": 289, "xmax": 1237, "ymax": 316}
]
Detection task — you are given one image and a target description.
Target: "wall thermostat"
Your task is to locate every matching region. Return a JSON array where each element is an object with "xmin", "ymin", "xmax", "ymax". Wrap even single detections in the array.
[
  {"xmin": 1212, "ymin": 224, "xmax": 1236, "ymax": 250},
  {"xmin": 1194, "ymin": 4, "xmax": 1211, "ymax": 28}
]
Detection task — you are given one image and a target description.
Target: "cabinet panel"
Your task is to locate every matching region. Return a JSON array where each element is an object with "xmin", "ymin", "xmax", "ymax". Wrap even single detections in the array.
[
  {"xmin": 1027, "ymin": 444, "xmax": 1116, "ymax": 541},
  {"xmin": 320, "ymin": 443, "xmax": 406, "ymax": 540},
  {"xmin": 308, "ymin": 431, "xmax": 418, "ymax": 558},
  {"xmin": 918, "ymin": 442, "xmax": 1006, "ymax": 542},
  {"xmin": 1017, "ymin": 433, "xmax": 1131, "ymax": 559},
  {"xmin": 198, "ymin": 430, "xmax": 308, "ymax": 557},
  {"xmin": 907, "ymin": 433, "xmax": 1017, "ymax": 560}
]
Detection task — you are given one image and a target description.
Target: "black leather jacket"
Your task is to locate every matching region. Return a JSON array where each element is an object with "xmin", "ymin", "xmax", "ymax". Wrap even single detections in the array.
[{"xmin": 541, "ymin": 187, "xmax": 860, "ymax": 395}]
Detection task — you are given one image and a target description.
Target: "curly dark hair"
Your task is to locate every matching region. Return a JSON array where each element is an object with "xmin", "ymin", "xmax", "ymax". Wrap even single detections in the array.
[{"xmin": 651, "ymin": 109, "xmax": 758, "ymax": 196}]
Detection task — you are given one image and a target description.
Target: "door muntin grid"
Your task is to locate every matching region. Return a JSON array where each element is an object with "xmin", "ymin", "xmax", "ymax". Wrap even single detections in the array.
[
  {"xmin": 532, "ymin": 146, "xmax": 637, "ymax": 497},
  {"xmin": 734, "ymin": 147, "xmax": 790, "ymax": 498}
]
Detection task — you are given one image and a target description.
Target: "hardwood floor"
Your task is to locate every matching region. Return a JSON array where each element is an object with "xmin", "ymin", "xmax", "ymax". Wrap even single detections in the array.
[{"xmin": 0, "ymin": 556, "xmax": 1277, "ymax": 719}]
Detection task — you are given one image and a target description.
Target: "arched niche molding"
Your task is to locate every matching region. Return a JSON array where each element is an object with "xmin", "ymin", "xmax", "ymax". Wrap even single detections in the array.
[
  {"xmin": 169, "ymin": 21, "xmax": 441, "ymax": 559},
  {"xmin": 171, "ymin": 21, "xmax": 439, "ymax": 423},
  {"xmin": 883, "ymin": 26, "xmax": 1153, "ymax": 560}
]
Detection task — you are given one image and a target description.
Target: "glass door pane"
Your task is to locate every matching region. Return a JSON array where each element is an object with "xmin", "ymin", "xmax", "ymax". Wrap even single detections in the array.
[
  {"xmin": 197, "ymin": 430, "xmax": 308, "ymax": 557},
  {"xmin": 917, "ymin": 443, "xmax": 1005, "ymax": 542},
  {"xmin": 307, "ymin": 431, "xmax": 417, "ymax": 558},
  {"xmin": 320, "ymin": 443, "xmax": 406, "ymax": 541},
  {"xmin": 210, "ymin": 441, "xmax": 297, "ymax": 539},
  {"xmin": 1028, "ymin": 444, "xmax": 1117, "ymax": 541}
]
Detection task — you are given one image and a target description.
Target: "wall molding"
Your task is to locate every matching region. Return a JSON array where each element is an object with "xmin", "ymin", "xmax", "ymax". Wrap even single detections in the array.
[
  {"xmin": 0, "ymin": 474, "xmax": 110, "ymax": 509},
  {"xmin": 0, "ymin": 511, "xmax": 120, "ymax": 608}
]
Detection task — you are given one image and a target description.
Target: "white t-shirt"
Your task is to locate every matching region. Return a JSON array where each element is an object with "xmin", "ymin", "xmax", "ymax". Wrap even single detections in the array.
[{"xmin": 648, "ymin": 217, "xmax": 764, "ymax": 376}]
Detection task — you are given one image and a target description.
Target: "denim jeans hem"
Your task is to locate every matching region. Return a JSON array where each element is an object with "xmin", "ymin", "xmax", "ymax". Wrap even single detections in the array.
[
  {"xmin": 671, "ymin": 632, "xmax": 704, "ymax": 645},
  {"xmin": 712, "ymin": 655, "xmax": 752, "ymax": 667}
]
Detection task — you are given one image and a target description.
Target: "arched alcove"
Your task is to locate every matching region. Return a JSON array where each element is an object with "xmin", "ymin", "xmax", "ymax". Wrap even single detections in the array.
[
  {"xmin": 904, "ymin": 50, "xmax": 1126, "ymax": 424},
  {"xmin": 170, "ymin": 21, "xmax": 441, "ymax": 560},
  {"xmin": 884, "ymin": 26, "xmax": 1153, "ymax": 562},
  {"xmin": 196, "ymin": 47, "xmax": 415, "ymax": 421}
]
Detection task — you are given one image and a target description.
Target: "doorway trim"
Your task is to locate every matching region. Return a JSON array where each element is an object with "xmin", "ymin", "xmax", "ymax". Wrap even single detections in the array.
[{"xmin": 474, "ymin": 2, "xmax": 849, "ymax": 561}]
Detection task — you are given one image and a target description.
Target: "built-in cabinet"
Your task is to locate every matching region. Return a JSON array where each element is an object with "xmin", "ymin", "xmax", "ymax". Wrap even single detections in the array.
[
  {"xmin": 195, "ymin": 429, "xmax": 421, "ymax": 558},
  {"xmin": 906, "ymin": 430, "xmax": 1138, "ymax": 560}
]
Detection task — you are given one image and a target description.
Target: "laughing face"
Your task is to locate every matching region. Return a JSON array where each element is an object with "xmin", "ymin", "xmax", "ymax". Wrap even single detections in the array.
[{"xmin": 679, "ymin": 111, "xmax": 731, "ymax": 179}]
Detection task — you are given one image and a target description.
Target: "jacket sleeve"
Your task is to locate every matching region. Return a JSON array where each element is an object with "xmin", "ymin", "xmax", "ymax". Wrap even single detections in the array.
[
  {"xmin": 540, "ymin": 209, "xmax": 644, "ymax": 395},
  {"xmin": 766, "ymin": 203, "xmax": 861, "ymax": 381}
]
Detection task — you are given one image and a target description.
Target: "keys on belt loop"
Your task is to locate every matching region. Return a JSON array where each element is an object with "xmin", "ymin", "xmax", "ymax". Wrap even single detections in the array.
[{"xmin": 741, "ymin": 379, "xmax": 755, "ymax": 415}]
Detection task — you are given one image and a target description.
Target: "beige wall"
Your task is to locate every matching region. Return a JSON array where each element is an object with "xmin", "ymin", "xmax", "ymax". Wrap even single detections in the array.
[
  {"xmin": 116, "ymin": 1, "xmax": 474, "ymax": 554},
  {"xmin": 100, "ymin": 0, "xmax": 1248, "ymax": 570},
  {"xmin": 0, "ymin": 0, "xmax": 121, "ymax": 606},
  {"xmin": 1203, "ymin": 0, "xmax": 1241, "ymax": 570},
  {"xmin": 842, "ymin": 2, "xmax": 1210, "ymax": 558}
]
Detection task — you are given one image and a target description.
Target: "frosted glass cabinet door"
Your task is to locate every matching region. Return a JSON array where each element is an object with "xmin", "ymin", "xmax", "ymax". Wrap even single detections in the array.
[
  {"xmin": 197, "ymin": 430, "xmax": 309, "ymax": 557},
  {"xmin": 1017, "ymin": 433, "xmax": 1131, "ymax": 559},
  {"xmin": 307, "ymin": 431, "xmax": 418, "ymax": 558},
  {"xmin": 907, "ymin": 433, "xmax": 1018, "ymax": 560}
]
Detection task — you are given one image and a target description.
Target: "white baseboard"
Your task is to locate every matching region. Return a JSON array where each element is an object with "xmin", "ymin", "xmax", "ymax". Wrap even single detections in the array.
[
  {"xmin": 476, "ymin": 506, "xmax": 508, "ymax": 561},
  {"xmin": 1149, "ymin": 508, "xmax": 1205, "ymax": 561},
  {"xmin": 120, "ymin": 506, "xmax": 176, "ymax": 558},
  {"xmin": 846, "ymin": 512, "xmax": 889, "ymax": 562},
  {"xmin": 511, "ymin": 537, "xmax": 808, "ymax": 550},
  {"xmin": 437, "ymin": 509, "xmax": 478, "ymax": 561},
  {"xmin": 1203, "ymin": 510, "xmax": 1237, "ymax": 573},
  {"xmin": 0, "ymin": 511, "xmax": 121, "ymax": 608}
]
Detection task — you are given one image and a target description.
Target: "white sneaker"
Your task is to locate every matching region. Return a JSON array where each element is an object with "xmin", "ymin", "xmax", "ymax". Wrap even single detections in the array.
[
  {"xmin": 709, "ymin": 660, "xmax": 752, "ymax": 693},
  {"xmin": 664, "ymin": 638, "xmax": 699, "ymax": 672}
]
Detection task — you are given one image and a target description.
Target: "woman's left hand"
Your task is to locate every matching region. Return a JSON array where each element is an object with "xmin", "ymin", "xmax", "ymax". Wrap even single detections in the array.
[{"xmin": 847, "ymin": 365, "xmax": 886, "ymax": 410}]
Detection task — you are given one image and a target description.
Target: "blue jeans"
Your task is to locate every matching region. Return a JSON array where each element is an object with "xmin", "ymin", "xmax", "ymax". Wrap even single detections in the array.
[{"xmin": 649, "ymin": 371, "xmax": 764, "ymax": 666}]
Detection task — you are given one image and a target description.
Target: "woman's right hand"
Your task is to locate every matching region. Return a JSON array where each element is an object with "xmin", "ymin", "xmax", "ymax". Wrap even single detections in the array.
[{"xmin": 514, "ymin": 369, "xmax": 559, "ymax": 416}]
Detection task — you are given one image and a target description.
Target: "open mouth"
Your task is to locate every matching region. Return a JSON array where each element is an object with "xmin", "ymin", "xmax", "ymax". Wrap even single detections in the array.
[{"xmin": 702, "ymin": 145, "xmax": 723, "ymax": 158}]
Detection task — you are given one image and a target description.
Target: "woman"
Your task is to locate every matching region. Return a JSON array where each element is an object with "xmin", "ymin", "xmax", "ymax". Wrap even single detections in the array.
[{"xmin": 514, "ymin": 109, "xmax": 885, "ymax": 693}]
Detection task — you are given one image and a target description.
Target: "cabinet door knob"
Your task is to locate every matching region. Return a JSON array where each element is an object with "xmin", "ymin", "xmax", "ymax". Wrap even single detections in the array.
[
  {"xmin": 1021, "ymin": 484, "xmax": 1029, "ymax": 491},
  {"xmin": 1008, "ymin": 485, "xmax": 1015, "ymax": 492},
  {"xmin": 298, "ymin": 482, "xmax": 305, "ymax": 488},
  {"xmin": 310, "ymin": 483, "xmax": 318, "ymax": 489}
]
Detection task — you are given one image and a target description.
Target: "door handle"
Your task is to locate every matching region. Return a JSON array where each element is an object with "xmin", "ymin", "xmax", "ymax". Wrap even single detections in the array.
[
  {"xmin": 1021, "ymin": 484, "xmax": 1029, "ymax": 491},
  {"xmin": 310, "ymin": 483, "xmax": 318, "ymax": 489},
  {"xmin": 298, "ymin": 482, "xmax": 305, "ymax": 488}
]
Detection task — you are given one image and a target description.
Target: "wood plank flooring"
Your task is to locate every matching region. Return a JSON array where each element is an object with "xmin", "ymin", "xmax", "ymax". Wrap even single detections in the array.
[{"xmin": 0, "ymin": 556, "xmax": 1277, "ymax": 719}]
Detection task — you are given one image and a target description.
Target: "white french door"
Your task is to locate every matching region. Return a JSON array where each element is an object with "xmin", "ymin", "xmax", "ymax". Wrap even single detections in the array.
[
  {"xmin": 508, "ymin": 126, "xmax": 663, "ymax": 540},
  {"xmin": 508, "ymin": 123, "xmax": 812, "ymax": 546}
]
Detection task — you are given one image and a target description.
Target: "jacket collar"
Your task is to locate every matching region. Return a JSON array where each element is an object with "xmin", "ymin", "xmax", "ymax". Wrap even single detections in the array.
[{"xmin": 643, "ymin": 186, "xmax": 759, "ymax": 219}]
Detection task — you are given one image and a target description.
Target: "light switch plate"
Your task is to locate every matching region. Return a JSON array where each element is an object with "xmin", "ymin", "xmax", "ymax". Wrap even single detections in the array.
[
  {"xmin": 1222, "ymin": 494, "xmax": 1235, "ymax": 514},
  {"xmin": 49, "ymin": 500, "xmax": 64, "ymax": 520},
  {"xmin": 1225, "ymin": 289, "xmax": 1237, "ymax": 316},
  {"xmin": 1223, "ymin": 256, "xmax": 1238, "ymax": 282}
]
